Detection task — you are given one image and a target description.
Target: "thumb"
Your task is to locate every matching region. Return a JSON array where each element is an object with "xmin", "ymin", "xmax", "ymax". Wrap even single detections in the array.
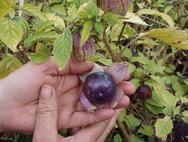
[{"xmin": 33, "ymin": 85, "xmax": 58, "ymax": 142}]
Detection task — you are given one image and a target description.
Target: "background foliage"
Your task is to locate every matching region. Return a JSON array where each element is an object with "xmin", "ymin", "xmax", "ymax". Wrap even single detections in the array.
[{"xmin": 0, "ymin": 0, "xmax": 188, "ymax": 142}]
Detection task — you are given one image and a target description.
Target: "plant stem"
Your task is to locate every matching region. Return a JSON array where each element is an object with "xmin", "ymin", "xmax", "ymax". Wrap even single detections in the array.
[
  {"xmin": 117, "ymin": 22, "xmax": 126, "ymax": 48},
  {"xmin": 103, "ymin": 30, "xmax": 117, "ymax": 62},
  {"xmin": 140, "ymin": 15, "xmax": 168, "ymax": 27},
  {"xmin": 18, "ymin": 0, "xmax": 24, "ymax": 17},
  {"xmin": 117, "ymin": 118, "xmax": 130, "ymax": 142},
  {"xmin": 119, "ymin": 35, "xmax": 141, "ymax": 57},
  {"xmin": 129, "ymin": 103, "xmax": 151, "ymax": 125}
]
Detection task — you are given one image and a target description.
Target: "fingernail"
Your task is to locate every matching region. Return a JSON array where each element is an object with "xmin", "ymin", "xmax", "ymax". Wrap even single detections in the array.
[{"xmin": 41, "ymin": 85, "xmax": 52, "ymax": 99}]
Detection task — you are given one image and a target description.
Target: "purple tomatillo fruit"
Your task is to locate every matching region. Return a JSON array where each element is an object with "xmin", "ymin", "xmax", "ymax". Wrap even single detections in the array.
[
  {"xmin": 97, "ymin": 0, "xmax": 131, "ymax": 16},
  {"xmin": 79, "ymin": 63, "xmax": 128, "ymax": 112},
  {"xmin": 136, "ymin": 85, "xmax": 152, "ymax": 101},
  {"xmin": 73, "ymin": 33, "xmax": 95, "ymax": 61}
]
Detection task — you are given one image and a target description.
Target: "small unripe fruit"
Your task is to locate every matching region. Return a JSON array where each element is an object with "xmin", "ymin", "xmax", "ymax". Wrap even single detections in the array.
[
  {"xmin": 97, "ymin": 0, "xmax": 130, "ymax": 16},
  {"xmin": 136, "ymin": 85, "xmax": 152, "ymax": 101},
  {"xmin": 73, "ymin": 33, "xmax": 95, "ymax": 61},
  {"xmin": 84, "ymin": 72, "xmax": 116, "ymax": 104}
]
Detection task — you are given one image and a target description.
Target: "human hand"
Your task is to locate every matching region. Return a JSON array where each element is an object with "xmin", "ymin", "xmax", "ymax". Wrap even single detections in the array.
[
  {"xmin": 0, "ymin": 58, "xmax": 135, "ymax": 132},
  {"xmin": 33, "ymin": 85, "xmax": 125, "ymax": 142}
]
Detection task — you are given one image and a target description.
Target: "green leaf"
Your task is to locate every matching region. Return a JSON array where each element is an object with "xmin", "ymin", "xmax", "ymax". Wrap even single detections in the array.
[
  {"xmin": 77, "ymin": 0, "xmax": 99, "ymax": 19},
  {"xmin": 155, "ymin": 116, "xmax": 173, "ymax": 140},
  {"xmin": 131, "ymin": 52, "xmax": 150, "ymax": 65},
  {"xmin": 136, "ymin": 38, "xmax": 158, "ymax": 48},
  {"xmin": 23, "ymin": 3, "xmax": 47, "ymax": 21},
  {"xmin": 118, "ymin": 109, "xmax": 126, "ymax": 123},
  {"xmin": 0, "ymin": 0, "xmax": 13, "ymax": 17},
  {"xmin": 46, "ymin": 13, "xmax": 65, "ymax": 30},
  {"xmin": 0, "ymin": 18, "xmax": 23, "ymax": 52},
  {"xmin": 172, "ymin": 82, "xmax": 185, "ymax": 97},
  {"xmin": 182, "ymin": 111, "xmax": 188, "ymax": 123},
  {"xmin": 138, "ymin": 9, "xmax": 174, "ymax": 27},
  {"xmin": 146, "ymin": 91, "xmax": 163, "ymax": 107},
  {"xmin": 124, "ymin": 12, "xmax": 148, "ymax": 26},
  {"xmin": 80, "ymin": 21, "xmax": 92, "ymax": 46},
  {"xmin": 147, "ymin": 60, "xmax": 165, "ymax": 75},
  {"xmin": 53, "ymin": 28, "xmax": 72, "ymax": 69},
  {"xmin": 0, "ymin": 54, "xmax": 22, "ymax": 79},
  {"xmin": 122, "ymin": 48, "xmax": 132, "ymax": 59},
  {"xmin": 130, "ymin": 135, "xmax": 144, "ymax": 142},
  {"xmin": 95, "ymin": 21, "xmax": 104, "ymax": 35},
  {"xmin": 24, "ymin": 32, "xmax": 59, "ymax": 48},
  {"xmin": 113, "ymin": 134, "xmax": 122, "ymax": 142},
  {"xmin": 130, "ymin": 79, "xmax": 140, "ymax": 88},
  {"xmin": 110, "ymin": 23, "xmax": 124, "ymax": 41},
  {"xmin": 15, "ymin": 17, "xmax": 30, "ymax": 38},
  {"xmin": 161, "ymin": 90, "xmax": 177, "ymax": 107},
  {"xmin": 67, "ymin": 4, "xmax": 77, "ymax": 21},
  {"xmin": 34, "ymin": 21, "xmax": 54, "ymax": 33},
  {"xmin": 133, "ymin": 68, "xmax": 145, "ymax": 79},
  {"xmin": 150, "ymin": 75, "xmax": 166, "ymax": 96},
  {"xmin": 103, "ymin": 12, "xmax": 120, "ymax": 26},
  {"xmin": 123, "ymin": 25, "xmax": 135, "ymax": 38},
  {"xmin": 124, "ymin": 114, "xmax": 140, "ymax": 128},
  {"xmin": 180, "ymin": 97, "xmax": 188, "ymax": 104},
  {"xmin": 28, "ymin": 46, "xmax": 51, "ymax": 63},
  {"xmin": 145, "ymin": 103, "xmax": 163, "ymax": 114},
  {"xmin": 184, "ymin": 79, "xmax": 188, "ymax": 86},
  {"xmin": 173, "ymin": 106, "xmax": 181, "ymax": 116},
  {"xmin": 145, "ymin": 91, "xmax": 164, "ymax": 114},
  {"xmin": 138, "ymin": 125, "xmax": 154, "ymax": 137},
  {"xmin": 128, "ymin": 64, "xmax": 136, "ymax": 74},
  {"xmin": 90, "ymin": 53, "xmax": 112, "ymax": 65},
  {"xmin": 143, "ymin": 28, "xmax": 188, "ymax": 50},
  {"xmin": 164, "ymin": 75, "xmax": 178, "ymax": 85}
]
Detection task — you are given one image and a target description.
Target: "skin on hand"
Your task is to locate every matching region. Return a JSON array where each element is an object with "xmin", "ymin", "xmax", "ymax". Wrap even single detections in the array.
[
  {"xmin": 33, "ymin": 85, "xmax": 125, "ymax": 142},
  {"xmin": 0, "ymin": 58, "xmax": 135, "ymax": 132}
]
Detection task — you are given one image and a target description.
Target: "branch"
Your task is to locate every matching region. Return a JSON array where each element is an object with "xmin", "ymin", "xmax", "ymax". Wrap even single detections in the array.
[
  {"xmin": 103, "ymin": 30, "xmax": 117, "ymax": 62},
  {"xmin": 119, "ymin": 35, "xmax": 141, "ymax": 57},
  {"xmin": 140, "ymin": 15, "xmax": 168, "ymax": 27},
  {"xmin": 117, "ymin": 118, "xmax": 130, "ymax": 142},
  {"xmin": 117, "ymin": 22, "xmax": 126, "ymax": 45}
]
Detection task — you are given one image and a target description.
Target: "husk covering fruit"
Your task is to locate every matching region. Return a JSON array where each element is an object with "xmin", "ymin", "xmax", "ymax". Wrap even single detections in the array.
[
  {"xmin": 97, "ymin": 0, "xmax": 130, "ymax": 16},
  {"xmin": 73, "ymin": 33, "xmax": 95, "ymax": 61}
]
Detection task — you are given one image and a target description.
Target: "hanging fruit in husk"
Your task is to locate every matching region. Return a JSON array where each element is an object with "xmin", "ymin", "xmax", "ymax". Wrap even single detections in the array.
[
  {"xmin": 73, "ymin": 33, "xmax": 95, "ymax": 61},
  {"xmin": 97, "ymin": 0, "xmax": 131, "ymax": 16}
]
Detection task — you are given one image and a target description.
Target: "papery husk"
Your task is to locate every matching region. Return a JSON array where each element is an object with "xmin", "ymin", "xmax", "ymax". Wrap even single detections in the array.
[
  {"xmin": 105, "ymin": 63, "xmax": 129, "ymax": 83},
  {"xmin": 97, "ymin": 0, "xmax": 130, "ymax": 16},
  {"xmin": 73, "ymin": 33, "xmax": 95, "ymax": 61}
]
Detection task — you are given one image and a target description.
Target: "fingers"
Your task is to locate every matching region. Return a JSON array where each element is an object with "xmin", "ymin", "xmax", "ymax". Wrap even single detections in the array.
[
  {"xmin": 62, "ymin": 110, "xmax": 121, "ymax": 142},
  {"xmin": 115, "ymin": 96, "xmax": 130, "ymax": 108},
  {"xmin": 33, "ymin": 85, "xmax": 58, "ymax": 142},
  {"xmin": 66, "ymin": 109, "xmax": 114, "ymax": 128},
  {"xmin": 46, "ymin": 58, "xmax": 93, "ymax": 75},
  {"xmin": 118, "ymin": 81, "xmax": 136, "ymax": 96},
  {"xmin": 114, "ymin": 81, "xmax": 135, "ymax": 108},
  {"xmin": 97, "ymin": 109, "xmax": 121, "ymax": 142},
  {"xmin": 62, "ymin": 120, "xmax": 110, "ymax": 142}
]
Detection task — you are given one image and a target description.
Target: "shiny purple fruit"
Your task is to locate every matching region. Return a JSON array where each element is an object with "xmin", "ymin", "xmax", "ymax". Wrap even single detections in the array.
[{"xmin": 83, "ymin": 72, "xmax": 116, "ymax": 104}]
